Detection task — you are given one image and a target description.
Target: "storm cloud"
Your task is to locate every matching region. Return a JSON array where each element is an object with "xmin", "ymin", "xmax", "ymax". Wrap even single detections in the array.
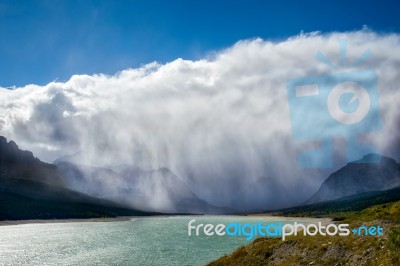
[{"xmin": 1, "ymin": 29, "xmax": 399, "ymax": 211}]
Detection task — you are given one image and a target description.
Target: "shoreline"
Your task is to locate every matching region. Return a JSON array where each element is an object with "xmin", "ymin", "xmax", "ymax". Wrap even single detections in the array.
[
  {"xmin": 246, "ymin": 214, "xmax": 333, "ymax": 225},
  {"xmin": 247, "ymin": 213, "xmax": 332, "ymax": 221},
  {"xmin": 0, "ymin": 216, "xmax": 133, "ymax": 226},
  {"xmin": 0, "ymin": 214, "xmax": 332, "ymax": 227}
]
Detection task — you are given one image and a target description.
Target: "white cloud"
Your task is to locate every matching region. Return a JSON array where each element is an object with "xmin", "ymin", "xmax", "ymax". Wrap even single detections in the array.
[{"xmin": 1, "ymin": 29, "xmax": 400, "ymax": 211}]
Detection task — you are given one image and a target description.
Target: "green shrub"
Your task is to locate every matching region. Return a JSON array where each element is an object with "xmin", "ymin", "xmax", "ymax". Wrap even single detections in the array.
[{"xmin": 388, "ymin": 226, "xmax": 400, "ymax": 251}]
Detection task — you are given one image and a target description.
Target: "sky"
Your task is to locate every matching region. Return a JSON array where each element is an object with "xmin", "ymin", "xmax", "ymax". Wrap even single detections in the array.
[
  {"xmin": 1, "ymin": 1, "xmax": 400, "ymax": 212},
  {"xmin": 0, "ymin": 0, "xmax": 399, "ymax": 87}
]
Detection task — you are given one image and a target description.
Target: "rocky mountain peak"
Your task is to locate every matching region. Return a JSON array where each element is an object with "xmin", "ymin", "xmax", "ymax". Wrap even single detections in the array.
[{"xmin": 307, "ymin": 154, "xmax": 400, "ymax": 204}]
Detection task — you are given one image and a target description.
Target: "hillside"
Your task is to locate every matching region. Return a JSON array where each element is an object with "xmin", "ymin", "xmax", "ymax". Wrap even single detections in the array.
[
  {"xmin": 269, "ymin": 186, "xmax": 400, "ymax": 219},
  {"xmin": 209, "ymin": 201, "xmax": 400, "ymax": 266}
]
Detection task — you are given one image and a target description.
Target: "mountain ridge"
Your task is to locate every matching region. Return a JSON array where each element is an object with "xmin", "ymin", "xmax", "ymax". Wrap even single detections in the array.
[
  {"xmin": 0, "ymin": 136, "xmax": 154, "ymax": 220},
  {"xmin": 307, "ymin": 153, "xmax": 400, "ymax": 204}
]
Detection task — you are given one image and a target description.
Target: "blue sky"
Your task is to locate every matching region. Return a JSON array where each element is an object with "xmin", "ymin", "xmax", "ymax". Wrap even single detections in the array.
[{"xmin": 0, "ymin": 0, "xmax": 398, "ymax": 87}]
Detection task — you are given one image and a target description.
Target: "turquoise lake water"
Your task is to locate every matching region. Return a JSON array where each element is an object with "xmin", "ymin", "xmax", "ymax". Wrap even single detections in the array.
[{"xmin": 0, "ymin": 216, "xmax": 294, "ymax": 266}]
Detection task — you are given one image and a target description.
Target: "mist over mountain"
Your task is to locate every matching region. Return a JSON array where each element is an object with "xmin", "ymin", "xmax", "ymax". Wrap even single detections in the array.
[
  {"xmin": 308, "ymin": 154, "xmax": 400, "ymax": 204},
  {"xmin": 231, "ymin": 175, "xmax": 294, "ymax": 212},
  {"xmin": 55, "ymin": 160, "xmax": 228, "ymax": 214},
  {"xmin": 2, "ymin": 134, "xmax": 400, "ymax": 216},
  {"xmin": 0, "ymin": 136, "xmax": 153, "ymax": 220}
]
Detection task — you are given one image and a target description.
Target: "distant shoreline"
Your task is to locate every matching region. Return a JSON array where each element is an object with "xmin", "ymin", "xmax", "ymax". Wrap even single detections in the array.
[
  {"xmin": 0, "ymin": 214, "xmax": 332, "ymax": 227},
  {"xmin": 0, "ymin": 216, "xmax": 133, "ymax": 226},
  {"xmin": 246, "ymin": 214, "xmax": 333, "ymax": 226}
]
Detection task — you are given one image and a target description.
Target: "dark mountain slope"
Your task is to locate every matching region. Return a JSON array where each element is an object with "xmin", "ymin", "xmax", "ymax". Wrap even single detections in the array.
[
  {"xmin": 307, "ymin": 154, "xmax": 400, "ymax": 204},
  {"xmin": 0, "ymin": 178, "xmax": 153, "ymax": 220},
  {"xmin": 0, "ymin": 136, "xmax": 153, "ymax": 220},
  {"xmin": 0, "ymin": 136, "xmax": 64, "ymax": 187}
]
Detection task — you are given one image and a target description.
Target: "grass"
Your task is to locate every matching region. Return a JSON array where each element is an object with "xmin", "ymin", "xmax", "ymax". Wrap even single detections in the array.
[
  {"xmin": 344, "ymin": 200, "xmax": 400, "ymax": 223},
  {"xmin": 209, "ymin": 223, "xmax": 400, "ymax": 265},
  {"xmin": 272, "ymin": 186, "xmax": 400, "ymax": 219},
  {"xmin": 208, "ymin": 200, "xmax": 400, "ymax": 266},
  {"xmin": 388, "ymin": 226, "xmax": 400, "ymax": 251}
]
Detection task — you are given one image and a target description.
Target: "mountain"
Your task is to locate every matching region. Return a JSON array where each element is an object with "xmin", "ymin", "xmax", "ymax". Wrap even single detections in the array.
[
  {"xmin": 118, "ymin": 165, "xmax": 228, "ymax": 214},
  {"xmin": 307, "ymin": 154, "xmax": 400, "ymax": 204},
  {"xmin": 55, "ymin": 161, "xmax": 228, "ymax": 214},
  {"xmin": 53, "ymin": 161, "xmax": 125, "ymax": 199},
  {"xmin": 0, "ymin": 136, "xmax": 153, "ymax": 220},
  {"xmin": 0, "ymin": 136, "xmax": 65, "ymax": 187}
]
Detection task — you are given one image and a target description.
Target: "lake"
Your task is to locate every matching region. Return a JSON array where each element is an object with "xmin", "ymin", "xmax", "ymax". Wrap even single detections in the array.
[{"xmin": 0, "ymin": 216, "xmax": 303, "ymax": 265}]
